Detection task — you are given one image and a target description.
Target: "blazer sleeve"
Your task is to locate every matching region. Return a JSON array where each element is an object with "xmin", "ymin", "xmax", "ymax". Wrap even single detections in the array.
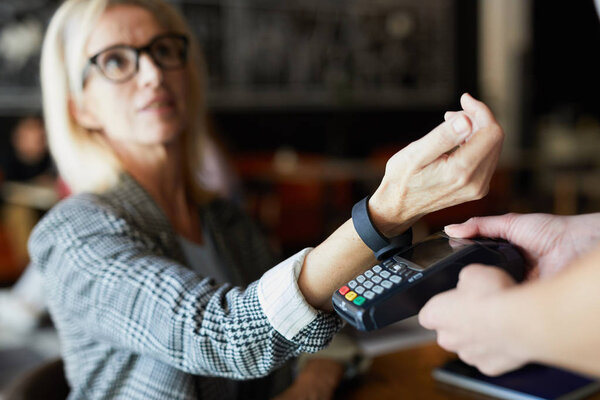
[{"xmin": 28, "ymin": 195, "xmax": 342, "ymax": 379}]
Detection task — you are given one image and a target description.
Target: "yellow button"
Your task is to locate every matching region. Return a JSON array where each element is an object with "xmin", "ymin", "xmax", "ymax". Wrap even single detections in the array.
[{"xmin": 345, "ymin": 291, "xmax": 357, "ymax": 301}]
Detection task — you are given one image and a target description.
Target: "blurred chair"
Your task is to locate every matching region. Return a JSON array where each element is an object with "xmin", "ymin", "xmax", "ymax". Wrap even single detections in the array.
[
  {"xmin": 1, "ymin": 358, "xmax": 69, "ymax": 400},
  {"xmin": 0, "ymin": 225, "xmax": 19, "ymax": 284},
  {"xmin": 0, "ymin": 116, "xmax": 58, "ymax": 284}
]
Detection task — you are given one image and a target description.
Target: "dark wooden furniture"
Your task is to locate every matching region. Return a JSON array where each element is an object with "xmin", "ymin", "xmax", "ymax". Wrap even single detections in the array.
[{"xmin": 337, "ymin": 343, "xmax": 600, "ymax": 400}]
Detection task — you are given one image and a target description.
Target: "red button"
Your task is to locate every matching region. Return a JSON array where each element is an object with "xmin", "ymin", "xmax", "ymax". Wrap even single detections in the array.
[{"xmin": 339, "ymin": 286, "xmax": 350, "ymax": 295}]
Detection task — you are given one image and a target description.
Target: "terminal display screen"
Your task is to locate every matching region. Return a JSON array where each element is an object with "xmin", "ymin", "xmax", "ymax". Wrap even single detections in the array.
[{"xmin": 397, "ymin": 236, "xmax": 470, "ymax": 269}]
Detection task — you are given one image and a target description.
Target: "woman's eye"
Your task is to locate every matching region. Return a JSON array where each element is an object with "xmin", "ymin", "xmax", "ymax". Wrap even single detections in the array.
[
  {"xmin": 101, "ymin": 52, "xmax": 132, "ymax": 74},
  {"xmin": 155, "ymin": 43, "xmax": 176, "ymax": 59}
]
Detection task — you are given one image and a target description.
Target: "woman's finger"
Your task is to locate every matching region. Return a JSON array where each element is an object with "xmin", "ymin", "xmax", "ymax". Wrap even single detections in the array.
[
  {"xmin": 444, "ymin": 111, "xmax": 462, "ymax": 121},
  {"xmin": 446, "ymin": 123, "xmax": 503, "ymax": 182},
  {"xmin": 460, "ymin": 93, "xmax": 497, "ymax": 127},
  {"xmin": 401, "ymin": 114, "xmax": 472, "ymax": 169}
]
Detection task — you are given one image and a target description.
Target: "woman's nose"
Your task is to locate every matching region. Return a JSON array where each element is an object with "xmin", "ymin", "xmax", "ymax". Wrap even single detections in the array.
[{"xmin": 137, "ymin": 53, "xmax": 163, "ymax": 87}]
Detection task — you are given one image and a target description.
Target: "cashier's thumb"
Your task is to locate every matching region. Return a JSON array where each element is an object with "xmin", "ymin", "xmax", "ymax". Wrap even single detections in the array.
[{"xmin": 457, "ymin": 264, "xmax": 516, "ymax": 294}]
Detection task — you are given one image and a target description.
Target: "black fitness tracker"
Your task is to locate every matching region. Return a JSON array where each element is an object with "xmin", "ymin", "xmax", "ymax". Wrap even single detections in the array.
[{"xmin": 351, "ymin": 196, "xmax": 412, "ymax": 261}]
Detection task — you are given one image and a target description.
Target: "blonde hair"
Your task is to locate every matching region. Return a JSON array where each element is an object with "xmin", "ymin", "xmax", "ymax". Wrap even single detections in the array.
[{"xmin": 41, "ymin": 0, "xmax": 209, "ymax": 196}]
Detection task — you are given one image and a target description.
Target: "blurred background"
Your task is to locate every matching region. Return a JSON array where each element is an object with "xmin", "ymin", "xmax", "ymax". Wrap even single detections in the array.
[{"xmin": 0, "ymin": 0, "xmax": 599, "ymax": 395}]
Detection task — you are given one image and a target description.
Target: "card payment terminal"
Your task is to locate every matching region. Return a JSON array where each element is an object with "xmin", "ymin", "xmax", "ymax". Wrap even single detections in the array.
[{"xmin": 332, "ymin": 232, "xmax": 525, "ymax": 331}]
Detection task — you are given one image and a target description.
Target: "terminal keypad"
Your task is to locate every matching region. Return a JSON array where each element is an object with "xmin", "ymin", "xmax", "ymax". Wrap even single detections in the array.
[{"xmin": 337, "ymin": 259, "xmax": 423, "ymax": 307}]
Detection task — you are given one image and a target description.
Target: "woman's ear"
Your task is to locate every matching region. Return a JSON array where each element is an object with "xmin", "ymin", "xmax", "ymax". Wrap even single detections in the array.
[{"xmin": 68, "ymin": 97, "xmax": 102, "ymax": 131}]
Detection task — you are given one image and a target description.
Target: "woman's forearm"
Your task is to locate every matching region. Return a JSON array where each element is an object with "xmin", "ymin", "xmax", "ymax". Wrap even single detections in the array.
[
  {"xmin": 298, "ymin": 219, "xmax": 377, "ymax": 311},
  {"xmin": 298, "ymin": 213, "xmax": 415, "ymax": 311}
]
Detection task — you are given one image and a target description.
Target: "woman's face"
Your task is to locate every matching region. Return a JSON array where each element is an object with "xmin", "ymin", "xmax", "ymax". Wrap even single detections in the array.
[{"xmin": 78, "ymin": 4, "xmax": 188, "ymax": 149}]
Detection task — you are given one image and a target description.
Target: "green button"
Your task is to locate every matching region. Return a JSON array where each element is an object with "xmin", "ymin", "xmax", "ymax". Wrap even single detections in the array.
[{"xmin": 353, "ymin": 296, "xmax": 366, "ymax": 306}]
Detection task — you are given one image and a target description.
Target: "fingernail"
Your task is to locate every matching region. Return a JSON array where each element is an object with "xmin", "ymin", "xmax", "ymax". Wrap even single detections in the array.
[
  {"xmin": 452, "ymin": 116, "xmax": 470, "ymax": 136},
  {"xmin": 444, "ymin": 224, "xmax": 458, "ymax": 234}
]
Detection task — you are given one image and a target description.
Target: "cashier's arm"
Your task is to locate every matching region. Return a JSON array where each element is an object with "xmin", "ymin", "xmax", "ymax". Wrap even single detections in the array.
[
  {"xmin": 420, "ymin": 243, "xmax": 600, "ymax": 377},
  {"xmin": 510, "ymin": 244, "xmax": 600, "ymax": 376}
]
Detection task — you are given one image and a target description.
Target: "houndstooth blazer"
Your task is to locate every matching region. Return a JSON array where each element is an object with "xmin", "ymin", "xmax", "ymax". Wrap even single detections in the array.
[{"xmin": 28, "ymin": 173, "xmax": 342, "ymax": 400}]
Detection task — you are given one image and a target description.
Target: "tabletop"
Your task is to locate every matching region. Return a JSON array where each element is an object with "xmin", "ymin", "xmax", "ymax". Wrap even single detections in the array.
[{"xmin": 336, "ymin": 343, "xmax": 600, "ymax": 400}]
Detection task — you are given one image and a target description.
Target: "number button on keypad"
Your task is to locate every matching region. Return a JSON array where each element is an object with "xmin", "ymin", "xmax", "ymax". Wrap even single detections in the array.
[{"xmin": 381, "ymin": 280, "xmax": 393, "ymax": 289}]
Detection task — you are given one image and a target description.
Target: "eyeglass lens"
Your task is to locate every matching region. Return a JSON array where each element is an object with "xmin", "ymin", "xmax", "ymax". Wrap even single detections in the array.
[{"xmin": 95, "ymin": 35, "xmax": 187, "ymax": 82}]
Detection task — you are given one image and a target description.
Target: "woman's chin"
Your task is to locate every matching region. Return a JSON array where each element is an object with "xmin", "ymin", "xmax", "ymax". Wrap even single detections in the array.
[
  {"xmin": 143, "ymin": 131, "xmax": 180, "ymax": 146},
  {"xmin": 138, "ymin": 122, "xmax": 184, "ymax": 144}
]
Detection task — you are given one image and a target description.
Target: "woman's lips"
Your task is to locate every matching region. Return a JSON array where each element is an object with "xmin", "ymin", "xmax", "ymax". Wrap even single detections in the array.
[
  {"xmin": 143, "ymin": 100, "xmax": 173, "ymax": 110},
  {"xmin": 139, "ymin": 97, "xmax": 176, "ymax": 114}
]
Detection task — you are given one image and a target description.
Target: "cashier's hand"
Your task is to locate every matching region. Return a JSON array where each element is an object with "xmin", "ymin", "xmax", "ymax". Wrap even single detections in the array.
[
  {"xmin": 369, "ymin": 93, "xmax": 504, "ymax": 237},
  {"xmin": 419, "ymin": 264, "xmax": 527, "ymax": 376},
  {"xmin": 444, "ymin": 213, "xmax": 600, "ymax": 279}
]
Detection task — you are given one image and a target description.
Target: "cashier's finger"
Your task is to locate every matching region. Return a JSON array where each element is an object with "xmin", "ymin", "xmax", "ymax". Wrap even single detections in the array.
[
  {"xmin": 457, "ymin": 264, "xmax": 516, "ymax": 294},
  {"xmin": 418, "ymin": 290, "xmax": 456, "ymax": 329},
  {"xmin": 445, "ymin": 214, "xmax": 520, "ymax": 241}
]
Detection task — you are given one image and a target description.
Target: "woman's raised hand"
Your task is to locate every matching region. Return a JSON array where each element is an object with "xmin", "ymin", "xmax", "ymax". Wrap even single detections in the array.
[
  {"xmin": 299, "ymin": 94, "xmax": 504, "ymax": 311},
  {"xmin": 369, "ymin": 93, "xmax": 504, "ymax": 236}
]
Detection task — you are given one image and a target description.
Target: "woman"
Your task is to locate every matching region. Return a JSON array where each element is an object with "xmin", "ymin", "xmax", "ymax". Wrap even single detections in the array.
[{"xmin": 31, "ymin": 0, "xmax": 504, "ymax": 398}]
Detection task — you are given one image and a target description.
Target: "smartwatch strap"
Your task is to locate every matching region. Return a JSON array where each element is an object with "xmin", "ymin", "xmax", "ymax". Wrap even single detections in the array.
[{"xmin": 352, "ymin": 196, "xmax": 412, "ymax": 260}]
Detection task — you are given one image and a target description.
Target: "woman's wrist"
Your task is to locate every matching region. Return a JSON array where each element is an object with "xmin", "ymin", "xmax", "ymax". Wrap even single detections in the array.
[{"xmin": 368, "ymin": 185, "xmax": 417, "ymax": 238}]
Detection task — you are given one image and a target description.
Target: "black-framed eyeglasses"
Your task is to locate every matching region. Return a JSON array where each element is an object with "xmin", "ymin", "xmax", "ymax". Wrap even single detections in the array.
[{"xmin": 82, "ymin": 33, "xmax": 189, "ymax": 85}]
